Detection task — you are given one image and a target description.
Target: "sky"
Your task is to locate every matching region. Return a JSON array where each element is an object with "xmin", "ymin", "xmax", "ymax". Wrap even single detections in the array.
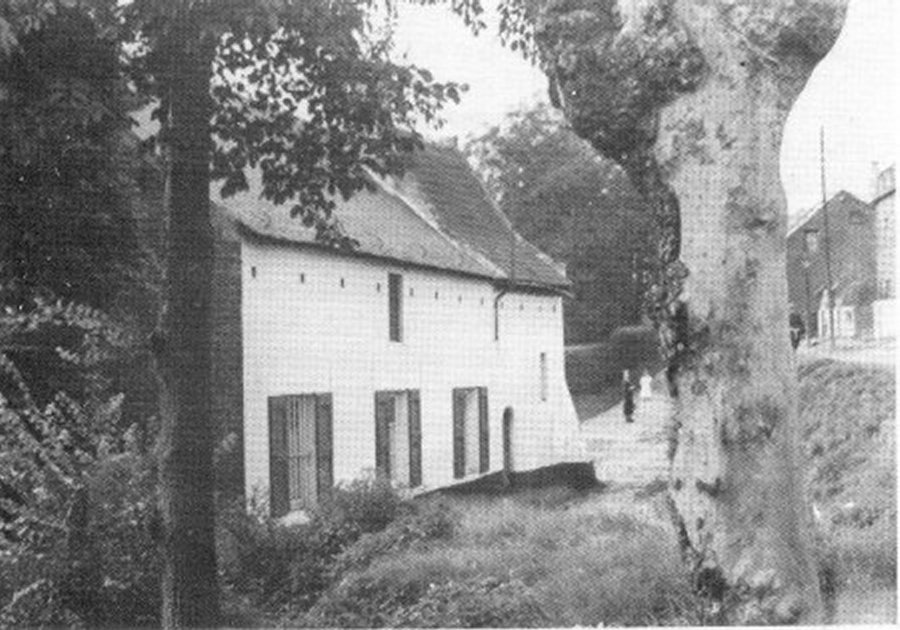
[{"xmin": 391, "ymin": 0, "xmax": 897, "ymax": 217}]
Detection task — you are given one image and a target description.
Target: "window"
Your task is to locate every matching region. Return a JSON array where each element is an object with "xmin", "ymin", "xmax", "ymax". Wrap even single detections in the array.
[
  {"xmin": 804, "ymin": 230, "xmax": 819, "ymax": 254},
  {"xmin": 452, "ymin": 387, "xmax": 489, "ymax": 479},
  {"xmin": 374, "ymin": 390, "xmax": 422, "ymax": 488},
  {"xmin": 389, "ymin": 273, "xmax": 403, "ymax": 342},
  {"xmin": 539, "ymin": 352, "xmax": 548, "ymax": 401},
  {"xmin": 268, "ymin": 394, "xmax": 333, "ymax": 517}
]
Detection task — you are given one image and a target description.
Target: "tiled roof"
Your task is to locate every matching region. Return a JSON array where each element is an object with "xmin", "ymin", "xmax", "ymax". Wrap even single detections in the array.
[
  {"xmin": 787, "ymin": 191, "xmax": 869, "ymax": 236},
  {"xmin": 215, "ymin": 144, "xmax": 570, "ymax": 291}
]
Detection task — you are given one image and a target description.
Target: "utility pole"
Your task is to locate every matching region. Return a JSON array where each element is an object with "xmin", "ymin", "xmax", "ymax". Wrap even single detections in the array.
[
  {"xmin": 802, "ymin": 258, "xmax": 813, "ymax": 346},
  {"xmin": 820, "ymin": 126, "xmax": 836, "ymax": 348}
]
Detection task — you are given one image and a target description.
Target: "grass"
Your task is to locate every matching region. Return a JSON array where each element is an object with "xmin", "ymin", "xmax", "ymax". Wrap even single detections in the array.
[
  {"xmin": 248, "ymin": 356, "xmax": 896, "ymax": 627},
  {"xmin": 798, "ymin": 357, "xmax": 896, "ymax": 622},
  {"xmin": 294, "ymin": 488, "xmax": 703, "ymax": 627}
]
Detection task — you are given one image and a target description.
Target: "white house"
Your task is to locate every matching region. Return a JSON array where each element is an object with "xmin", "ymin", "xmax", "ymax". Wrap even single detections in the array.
[{"xmin": 211, "ymin": 144, "xmax": 582, "ymax": 517}]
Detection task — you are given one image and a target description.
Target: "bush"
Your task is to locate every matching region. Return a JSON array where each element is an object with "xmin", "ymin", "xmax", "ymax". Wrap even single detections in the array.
[
  {"xmin": 609, "ymin": 325, "xmax": 660, "ymax": 373},
  {"xmin": 565, "ymin": 341, "xmax": 617, "ymax": 393},
  {"xmin": 330, "ymin": 499, "xmax": 457, "ymax": 578},
  {"xmin": 307, "ymin": 571, "xmax": 549, "ymax": 628},
  {"xmin": 300, "ymin": 490, "xmax": 703, "ymax": 628},
  {"xmin": 318, "ymin": 476, "xmax": 401, "ymax": 536},
  {"xmin": 217, "ymin": 476, "xmax": 403, "ymax": 616},
  {"xmin": 0, "ymin": 446, "xmax": 160, "ymax": 628}
]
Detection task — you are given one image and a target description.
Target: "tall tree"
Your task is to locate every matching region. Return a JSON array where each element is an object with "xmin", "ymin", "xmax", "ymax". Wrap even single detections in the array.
[
  {"xmin": 4, "ymin": 1, "xmax": 461, "ymax": 626},
  {"xmin": 446, "ymin": 0, "xmax": 850, "ymax": 622},
  {"xmin": 0, "ymin": 4, "xmax": 140, "ymax": 314},
  {"xmin": 129, "ymin": 2, "xmax": 459, "ymax": 625},
  {"xmin": 467, "ymin": 103, "xmax": 654, "ymax": 342}
]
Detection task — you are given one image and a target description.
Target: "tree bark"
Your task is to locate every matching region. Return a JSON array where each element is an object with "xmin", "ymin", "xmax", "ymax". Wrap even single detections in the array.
[
  {"xmin": 155, "ymin": 18, "xmax": 219, "ymax": 628},
  {"xmin": 532, "ymin": 0, "xmax": 848, "ymax": 623}
]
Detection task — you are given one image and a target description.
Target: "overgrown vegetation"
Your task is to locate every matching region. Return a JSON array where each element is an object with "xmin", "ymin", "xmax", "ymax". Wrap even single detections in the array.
[
  {"xmin": 282, "ymin": 487, "xmax": 703, "ymax": 627},
  {"xmin": 798, "ymin": 358, "xmax": 896, "ymax": 617},
  {"xmin": 0, "ymin": 301, "xmax": 159, "ymax": 627},
  {"xmin": 217, "ymin": 477, "xmax": 406, "ymax": 624}
]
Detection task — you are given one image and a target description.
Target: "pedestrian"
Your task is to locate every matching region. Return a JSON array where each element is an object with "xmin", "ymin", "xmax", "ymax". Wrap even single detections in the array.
[
  {"xmin": 789, "ymin": 313, "xmax": 805, "ymax": 350},
  {"xmin": 623, "ymin": 369, "xmax": 635, "ymax": 423},
  {"xmin": 639, "ymin": 369, "xmax": 652, "ymax": 400}
]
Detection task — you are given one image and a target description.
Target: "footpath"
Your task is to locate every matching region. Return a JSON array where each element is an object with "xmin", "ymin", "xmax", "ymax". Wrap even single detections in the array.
[{"xmin": 579, "ymin": 387, "xmax": 671, "ymax": 488}]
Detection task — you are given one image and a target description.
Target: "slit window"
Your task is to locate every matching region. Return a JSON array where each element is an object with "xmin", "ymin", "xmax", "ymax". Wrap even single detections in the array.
[
  {"xmin": 389, "ymin": 273, "xmax": 403, "ymax": 342},
  {"xmin": 540, "ymin": 352, "xmax": 548, "ymax": 401}
]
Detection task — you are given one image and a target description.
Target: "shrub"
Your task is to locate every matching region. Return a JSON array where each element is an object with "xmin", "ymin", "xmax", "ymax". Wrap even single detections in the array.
[
  {"xmin": 308, "ymin": 572, "xmax": 549, "ymax": 628},
  {"xmin": 300, "ymin": 489, "xmax": 703, "ymax": 628},
  {"xmin": 330, "ymin": 498, "xmax": 457, "ymax": 578},
  {"xmin": 318, "ymin": 476, "xmax": 401, "ymax": 535},
  {"xmin": 217, "ymin": 476, "xmax": 404, "ymax": 616},
  {"xmin": 0, "ymin": 446, "xmax": 160, "ymax": 628}
]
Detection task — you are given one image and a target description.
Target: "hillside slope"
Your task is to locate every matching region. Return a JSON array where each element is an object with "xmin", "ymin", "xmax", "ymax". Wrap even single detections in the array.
[{"xmin": 797, "ymin": 358, "xmax": 896, "ymax": 623}]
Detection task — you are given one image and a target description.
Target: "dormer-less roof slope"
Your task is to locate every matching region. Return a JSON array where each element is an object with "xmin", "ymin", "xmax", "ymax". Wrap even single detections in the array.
[
  {"xmin": 787, "ymin": 190, "xmax": 871, "ymax": 236},
  {"xmin": 217, "ymin": 144, "xmax": 570, "ymax": 292}
]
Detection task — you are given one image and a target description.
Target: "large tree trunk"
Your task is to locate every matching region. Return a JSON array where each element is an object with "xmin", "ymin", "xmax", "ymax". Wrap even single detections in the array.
[
  {"xmin": 155, "ymin": 19, "xmax": 219, "ymax": 628},
  {"xmin": 532, "ymin": 0, "xmax": 848, "ymax": 623}
]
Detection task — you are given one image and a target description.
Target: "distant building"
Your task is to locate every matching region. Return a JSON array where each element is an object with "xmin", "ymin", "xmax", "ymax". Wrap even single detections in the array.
[
  {"xmin": 786, "ymin": 191, "xmax": 876, "ymax": 341},
  {"xmin": 210, "ymin": 144, "xmax": 582, "ymax": 517},
  {"xmin": 872, "ymin": 164, "xmax": 896, "ymax": 338}
]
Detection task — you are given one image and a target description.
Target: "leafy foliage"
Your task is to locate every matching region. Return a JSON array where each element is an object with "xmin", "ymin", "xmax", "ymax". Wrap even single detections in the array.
[
  {"xmin": 300, "ymin": 489, "xmax": 703, "ymax": 627},
  {"xmin": 217, "ymin": 476, "xmax": 404, "ymax": 615},
  {"xmin": 113, "ymin": 0, "xmax": 467, "ymax": 244},
  {"xmin": 467, "ymin": 103, "xmax": 655, "ymax": 342},
  {"xmin": 0, "ymin": 290, "xmax": 160, "ymax": 627},
  {"xmin": 0, "ymin": 6, "xmax": 148, "ymax": 313}
]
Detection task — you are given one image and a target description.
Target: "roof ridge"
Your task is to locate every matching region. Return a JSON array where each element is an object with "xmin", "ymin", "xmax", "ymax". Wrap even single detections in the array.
[
  {"xmin": 787, "ymin": 190, "xmax": 862, "ymax": 237},
  {"xmin": 369, "ymin": 171, "xmax": 507, "ymax": 279}
]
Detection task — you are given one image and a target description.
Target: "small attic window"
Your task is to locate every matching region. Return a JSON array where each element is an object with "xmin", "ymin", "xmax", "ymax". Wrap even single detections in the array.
[
  {"xmin": 434, "ymin": 291, "xmax": 439, "ymax": 300},
  {"xmin": 340, "ymin": 278, "xmax": 345, "ymax": 288},
  {"xmin": 300, "ymin": 273, "xmax": 306, "ymax": 283},
  {"xmin": 251, "ymin": 266, "xmax": 257, "ymax": 278},
  {"xmin": 377, "ymin": 282, "xmax": 382, "ymax": 292},
  {"xmin": 409, "ymin": 287, "xmax": 415, "ymax": 297}
]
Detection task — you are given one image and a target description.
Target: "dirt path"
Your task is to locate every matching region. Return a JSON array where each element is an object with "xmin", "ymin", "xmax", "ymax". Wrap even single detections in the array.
[{"xmin": 579, "ymin": 387, "xmax": 671, "ymax": 487}]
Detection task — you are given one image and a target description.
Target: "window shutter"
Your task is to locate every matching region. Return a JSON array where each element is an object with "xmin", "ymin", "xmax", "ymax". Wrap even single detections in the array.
[
  {"xmin": 408, "ymin": 390, "xmax": 422, "ymax": 488},
  {"xmin": 374, "ymin": 392, "xmax": 393, "ymax": 479},
  {"xmin": 452, "ymin": 389, "xmax": 466, "ymax": 479},
  {"xmin": 268, "ymin": 396, "xmax": 289, "ymax": 518},
  {"xmin": 478, "ymin": 387, "xmax": 489, "ymax": 473},
  {"xmin": 315, "ymin": 394, "xmax": 334, "ymax": 502}
]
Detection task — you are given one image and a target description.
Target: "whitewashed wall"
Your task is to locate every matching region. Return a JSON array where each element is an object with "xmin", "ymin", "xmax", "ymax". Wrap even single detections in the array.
[{"xmin": 241, "ymin": 239, "xmax": 581, "ymax": 502}]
